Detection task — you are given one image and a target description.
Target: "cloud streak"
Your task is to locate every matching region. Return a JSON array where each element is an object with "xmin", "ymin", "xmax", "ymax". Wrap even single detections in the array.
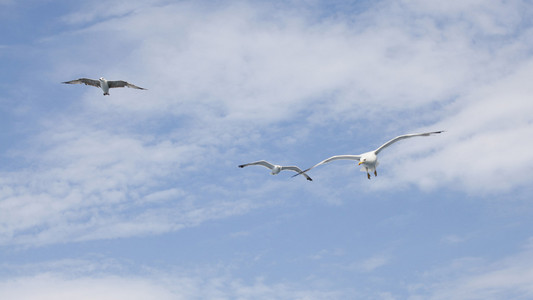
[
  {"xmin": 411, "ymin": 238, "xmax": 533, "ymax": 299},
  {"xmin": 0, "ymin": 258, "xmax": 345, "ymax": 300}
]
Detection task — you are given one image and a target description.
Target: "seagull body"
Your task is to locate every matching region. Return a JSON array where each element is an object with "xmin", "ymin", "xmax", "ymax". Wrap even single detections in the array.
[
  {"xmin": 296, "ymin": 131, "xmax": 444, "ymax": 180},
  {"xmin": 239, "ymin": 160, "xmax": 313, "ymax": 181},
  {"xmin": 62, "ymin": 77, "xmax": 146, "ymax": 95}
]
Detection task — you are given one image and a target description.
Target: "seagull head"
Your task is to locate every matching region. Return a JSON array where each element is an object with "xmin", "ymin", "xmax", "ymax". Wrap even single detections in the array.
[
  {"xmin": 358, "ymin": 152, "xmax": 377, "ymax": 166},
  {"xmin": 99, "ymin": 77, "xmax": 106, "ymax": 81}
]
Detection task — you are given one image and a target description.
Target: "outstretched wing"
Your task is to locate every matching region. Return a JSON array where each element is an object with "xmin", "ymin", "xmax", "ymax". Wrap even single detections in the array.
[
  {"xmin": 62, "ymin": 78, "xmax": 100, "ymax": 88},
  {"xmin": 374, "ymin": 131, "xmax": 444, "ymax": 154},
  {"xmin": 293, "ymin": 155, "xmax": 361, "ymax": 177},
  {"xmin": 238, "ymin": 160, "xmax": 275, "ymax": 170},
  {"xmin": 108, "ymin": 80, "xmax": 146, "ymax": 90},
  {"xmin": 281, "ymin": 166, "xmax": 313, "ymax": 181}
]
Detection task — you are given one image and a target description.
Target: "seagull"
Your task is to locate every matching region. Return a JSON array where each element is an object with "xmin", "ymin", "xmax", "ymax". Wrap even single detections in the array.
[
  {"xmin": 62, "ymin": 77, "xmax": 146, "ymax": 95},
  {"xmin": 239, "ymin": 160, "xmax": 313, "ymax": 181},
  {"xmin": 294, "ymin": 131, "xmax": 444, "ymax": 180}
]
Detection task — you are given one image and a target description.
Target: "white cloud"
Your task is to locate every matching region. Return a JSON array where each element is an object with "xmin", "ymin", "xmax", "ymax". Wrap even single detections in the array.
[
  {"xmin": 0, "ymin": 114, "xmax": 265, "ymax": 247},
  {"xmin": 360, "ymin": 255, "xmax": 391, "ymax": 273},
  {"xmin": 63, "ymin": 0, "xmax": 530, "ymax": 195},
  {"xmin": 0, "ymin": 274, "xmax": 346, "ymax": 300},
  {"xmin": 0, "ymin": 259, "xmax": 346, "ymax": 300},
  {"xmin": 0, "ymin": 274, "xmax": 176, "ymax": 300},
  {"xmin": 52, "ymin": 0, "xmax": 480, "ymax": 122},
  {"xmin": 351, "ymin": 254, "xmax": 391, "ymax": 273},
  {"xmin": 441, "ymin": 234, "xmax": 468, "ymax": 245},
  {"xmin": 379, "ymin": 58, "xmax": 533, "ymax": 193},
  {"xmin": 411, "ymin": 238, "xmax": 533, "ymax": 299}
]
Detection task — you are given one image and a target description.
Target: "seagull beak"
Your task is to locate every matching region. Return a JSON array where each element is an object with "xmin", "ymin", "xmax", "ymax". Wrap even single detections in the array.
[{"xmin": 358, "ymin": 161, "xmax": 363, "ymax": 165}]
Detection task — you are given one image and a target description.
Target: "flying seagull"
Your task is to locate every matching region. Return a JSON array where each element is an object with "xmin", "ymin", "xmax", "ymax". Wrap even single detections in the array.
[
  {"xmin": 239, "ymin": 160, "xmax": 313, "ymax": 181},
  {"xmin": 62, "ymin": 77, "xmax": 146, "ymax": 95},
  {"xmin": 294, "ymin": 131, "xmax": 444, "ymax": 180}
]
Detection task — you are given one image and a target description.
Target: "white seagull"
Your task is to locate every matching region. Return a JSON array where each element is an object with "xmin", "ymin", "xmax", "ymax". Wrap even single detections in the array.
[
  {"xmin": 62, "ymin": 77, "xmax": 146, "ymax": 95},
  {"xmin": 295, "ymin": 131, "xmax": 444, "ymax": 180},
  {"xmin": 239, "ymin": 160, "xmax": 313, "ymax": 181}
]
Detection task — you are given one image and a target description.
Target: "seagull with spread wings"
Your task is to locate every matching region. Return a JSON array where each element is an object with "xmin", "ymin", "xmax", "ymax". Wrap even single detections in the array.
[
  {"xmin": 239, "ymin": 160, "xmax": 313, "ymax": 181},
  {"xmin": 295, "ymin": 131, "xmax": 444, "ymax": 180},
  {"xmin": 62, "ymin": 77, "xmax": 146, "ymax": 95}
]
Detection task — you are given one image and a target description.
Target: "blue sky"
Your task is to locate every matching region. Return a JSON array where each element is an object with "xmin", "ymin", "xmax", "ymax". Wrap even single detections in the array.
[{"xmin": 1, "ymin": 0, "xmax": 533, "ymax": 299}]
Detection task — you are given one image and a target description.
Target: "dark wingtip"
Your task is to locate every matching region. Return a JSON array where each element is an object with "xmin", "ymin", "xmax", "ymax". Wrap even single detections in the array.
[
  {"xmin": 238, "ymin": 165, "xmax": 244, "ymax": 168},
  {"xmin": 293, "ymin": 167, "xmax": 312, "ymax": 178},
  {"xmin": 424, "ymin": 130, "xmax": 445, "ymax": 136},
  {"xmin": 307, "ymin": 177, "xmax": 313, "ymax": 181}
]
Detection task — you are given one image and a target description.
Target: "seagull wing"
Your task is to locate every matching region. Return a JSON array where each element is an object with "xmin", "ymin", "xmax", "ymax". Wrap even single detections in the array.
[
  {"xmin": 374, "ymin": 131, "xmax": 444, "ymax": 154},
  {"xmin": 293, "ymin": 155, "xmax": 361, "ymax": 177},
  {"xmin": 62, "ymin": 78, "xmax": 100, "ymax": 88},
  {"xmin": 238, "ymin": 160, "xmax": 275, "ymax": 170},
  {"xmin": 281, "ymin": 166, "xmax": 313, "ymax": 181},
  {"xmin": 107, "ymin": 80, "xmax": 146, "ymax": 90}
]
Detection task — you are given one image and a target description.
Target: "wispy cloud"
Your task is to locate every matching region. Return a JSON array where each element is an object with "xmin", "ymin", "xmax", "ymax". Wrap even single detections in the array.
[
  {"xmin": 0, "ymin": 258, "xmax": 347, "ymax": 300},
  {"xmin": 441, "ymin": 234, "xmax": 468, "ymax": 245},
  {"xmin": 0, "ymin": 113, "xmax": 265, "ymax": 247},
  {"xmin": 411, "ymin": 237, "xmax": 533, "ymax": 299},
  {"xmin": 351, "ymin": 254, "xmax": 391, "ymax": 273},
  {"xmin": 380, "ymin": 59, "xmax": 533, "ymax": 193}
]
